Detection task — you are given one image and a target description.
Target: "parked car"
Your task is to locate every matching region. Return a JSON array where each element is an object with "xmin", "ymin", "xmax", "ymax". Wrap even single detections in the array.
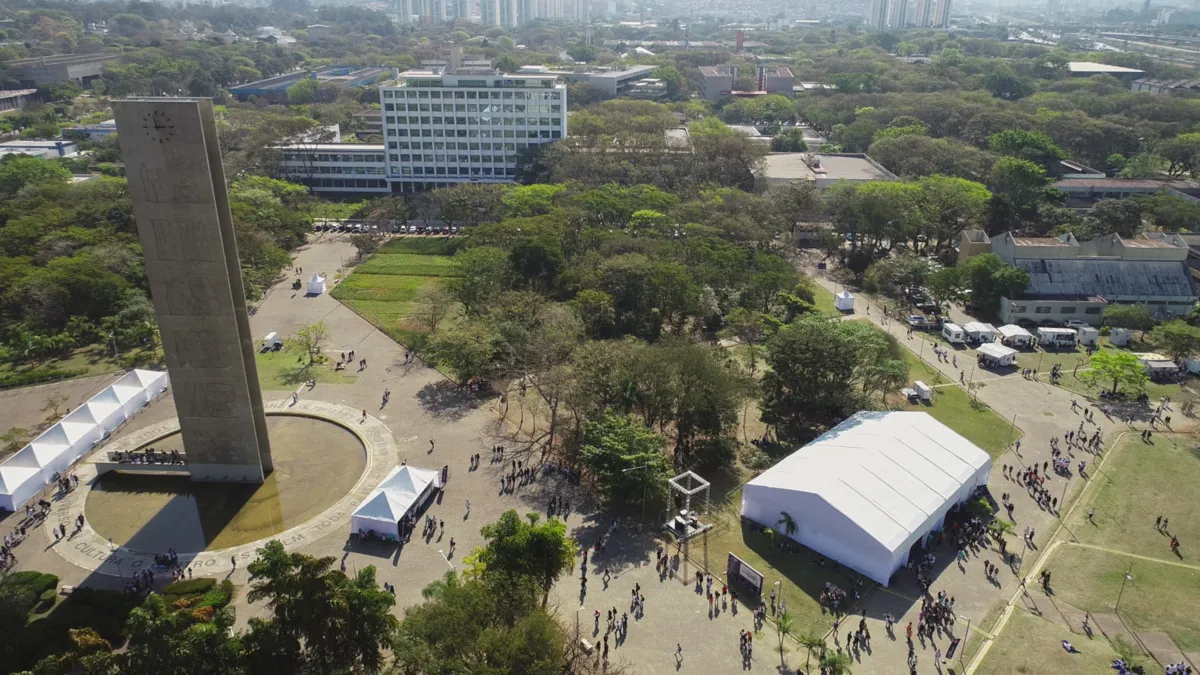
[
  {"xmin": 390, "ymin": 223, "xmax": 400, "ymax": 233},
  {"xmin": 1064, "ymin": 319, "xmax": 1089, "ymax": 329},
  {"xmin": 907, "ymin": 315, "xmax": 929, "ymax": 328},
  {"xmin": 313, "ymin": 223, "xmax": 323, "ymax": 232}
]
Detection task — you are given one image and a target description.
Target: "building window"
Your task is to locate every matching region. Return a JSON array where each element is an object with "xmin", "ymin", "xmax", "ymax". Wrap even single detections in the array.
[
  {"xmin": 1010, "ymin": 305, "xmax": 1026, "ymax": 313},
  {"xmin": 1059, "ymin": 307, "xmax": 1077, "ymax": 314},
  {"xmin": 1084, "ymin": 307, "xmax": 1102, "ymax": 314},
  {"xmin": 1035, "ymin": 306, "xmax": 1051, "ymax": 314}
]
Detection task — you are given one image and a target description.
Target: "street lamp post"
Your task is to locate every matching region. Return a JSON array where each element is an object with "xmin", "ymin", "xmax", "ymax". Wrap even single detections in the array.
[
  {"xmin": 621, "ymin": 464, "xmax": 652, "ymax": 521},
  {"xmin": 1115, "ymin": 567, "xmax": 1134, "ymax": 613},
  {"xmin": 437, "ymin": 549, "xmax": 456, "ymax": 571}
]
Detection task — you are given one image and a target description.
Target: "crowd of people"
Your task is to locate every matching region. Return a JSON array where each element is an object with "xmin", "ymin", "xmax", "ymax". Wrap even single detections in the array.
[{"xmin": 110, "ymin": 448, "xmax": 184, "ymax": 465}]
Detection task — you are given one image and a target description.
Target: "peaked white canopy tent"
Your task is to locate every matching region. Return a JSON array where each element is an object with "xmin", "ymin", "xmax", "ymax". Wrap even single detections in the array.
[
  {"xmin": 977, "ymin": 343, "xmax": 1018, "ymax": 367},
  {"xmin": 350, "ymin": 465, "xmax": 441, "ymax": 539},
  {"xmin": 741, "ymin": 411, "xmax": 992, "ymax": 586},
  {"xmin": 306, "ymin": 273, "xmax": 327, "ymax": 295},
  {"xmin": 834, "ymin": 290, "xmax": 854, "ymax": 312},
  {"xmin": 996, "ymin": 324, "xmax": 1033, "ymax": 347},
  {"xmin": 0, "ymin": 369, "xmax": 169, "ymax": 512},
  {"xmin": 963, "ymin": 322, "xmax": 998, "ymax": 343}
]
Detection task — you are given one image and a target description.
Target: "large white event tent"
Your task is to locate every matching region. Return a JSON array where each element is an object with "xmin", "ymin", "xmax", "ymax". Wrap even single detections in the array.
[
  {"xmin": 741, "ymin": 411, "xmax": 992, "ymax": 586},
  {"xmin": 0, "ymin": 369, "xmax": 168, "ymax": 512},
  {"xmin": 351, "ymin": 465, "xmax": 441, "ymax": 539}
]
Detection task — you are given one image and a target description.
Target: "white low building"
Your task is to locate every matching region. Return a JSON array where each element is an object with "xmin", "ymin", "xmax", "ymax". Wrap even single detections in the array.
[
  {"xmin": 977, "ymin": 343, "xmax": 1018, "ymax": 367},
  {"xmin": 963, "ymin": 322, "xmax": 998, "ymax": 343},
  {"xmin": 741, "ymin": 411, "xmax": 992, "ymax": 586}
]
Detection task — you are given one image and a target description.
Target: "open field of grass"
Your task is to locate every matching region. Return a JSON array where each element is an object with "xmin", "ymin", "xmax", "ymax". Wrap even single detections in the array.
[
  {"xmin": 0, "ymin": 343, "xmax": 163, "ymax": 389},
  {"xmin": 1047, "ymin": 544, "xmax": 1200, "ymax": 651},
  {"xmin": 894, "ymin": 350, "xmax": 1020, "ymax": 458},
  {"xmin": 1066, "ymin": 432, "xmax": 1198, "ymax": 564},
  {"xmin": 254, "ymin": 349, "xmax": 357, "ymax": 390},
  {"xmin": 355, "ymin": 253, "xmax": 457, "ymax": 277},
  {"xmin": 331, "ymin": 236, "xmax": 459, "ymax": 349},
  {"xmin": 809, "ymin": 283, "xmax": 845, "ymax": 318},
  {"xmin": 974, "ymin": 607, "xmax": 1123, "ymax": 675}
]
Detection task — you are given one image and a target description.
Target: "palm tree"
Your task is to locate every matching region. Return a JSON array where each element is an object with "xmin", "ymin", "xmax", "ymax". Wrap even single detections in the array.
[
  {"xmin": 988, "ymin": 518, "xmax": 1015, "ymax": 542},
  {"xmin": 797, "ymin": 632, "xmax": 826, "ymax": 672},
  {"xmin": 776, "ymin": 609, "xmax": 795, "ymax": 668},
  {"xmin": 821, "ymin": 649, "xmax": 855, "ymax": 675},
  {"xmin": 776, "ymin": 511, "xmax": 798, "ymax": 540}
]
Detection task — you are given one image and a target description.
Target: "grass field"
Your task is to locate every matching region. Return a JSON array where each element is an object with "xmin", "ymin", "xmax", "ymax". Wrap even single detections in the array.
[
  {"xmin": 331, "ymin": 236, "xmax": 460, "ymax": 349},
  {"xmin": 703, "ymin": 492, "xmax": 865, "ymax": 639},
  {"xmin": 974, "ymin": 607, "xmax": 1123, "ymax": 675},
  {"xmin": 896, "ymin": 350, "xmax": 1020, "ymax": 457},
  {"xmin": 1066, "ymin": 432, "xmax": 1197, "ymax": 564},
  {"xmin": 809, "ymin": 283, "xmax": 845, "ymax": 318},
  {"xmin": 1047, "ymin": 544, "xmax": 1200, "ymax": 651},
  {"xmin": 0, "ymin": 343, "xmax": 163, "ymax": 386},
  {"xmin": 254, "ymin": 349, "xmax": 357, "ymax": 390}
]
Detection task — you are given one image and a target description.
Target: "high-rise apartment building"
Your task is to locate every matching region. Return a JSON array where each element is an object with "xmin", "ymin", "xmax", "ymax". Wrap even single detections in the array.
[
  {"xmin": 886, "ymin": 0, "xmax": 909, "ymax": 28},
  {"xmin": 379, "ymin": 63, "xmax": 566, "ymax": 191},
  {"xmin": 933, "ymin": 0, "xmax": 951, "ymax": 27},
  {"xmin": 395, "ymin": 0, "xmax": 414, "ymax": 22},
  {"xmin": 868, "ymin": 0, "xmax": 888, "ymax": 29},
  {"xmin": 914, "ymin": 0, "xmax": 933, "ymax": 27}
]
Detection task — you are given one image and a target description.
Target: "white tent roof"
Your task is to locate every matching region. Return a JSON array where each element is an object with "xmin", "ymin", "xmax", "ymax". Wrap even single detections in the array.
[
  {"xmin": 836, "ymin": 290, "xmax": 853, "ymax": 299},
  {"xmin": 309, "ymin": 273, "xmax": 325, "ymax": 283},
  {"xmin": 133, "ymin": 369, "xmax": 167, "ymax": 387},
  {"xmin": 1038, "ymin": 327, "xmax": 1076, "ymax": 336},
  {"xmin": 745, "ymin": 411, "xmax": 991, "ymax": 553},
  {"xmin": 110, "ymin": 384, "xmax": 144, "ymax": 404},
  {"xmin": 353, "ymin": 489, "xmax": 410, "ymax": 523},
  {"xmin": 997, "ymin": 324, "xmax": 1032, "ymax": 339},
  {"xmin": 963, "ymin": 321, "xmax": 997, "ymax": 335},
  {"xmin": 0, "ymin": 465, "xmax": 41, "ymax": 492},
  {"xmin": 942, "ymin": 322, "xmax": 963, "ymax": 333},
  {"xmin": 978, "ymin": 343, "xmax": 1017, "ymax": 359}
]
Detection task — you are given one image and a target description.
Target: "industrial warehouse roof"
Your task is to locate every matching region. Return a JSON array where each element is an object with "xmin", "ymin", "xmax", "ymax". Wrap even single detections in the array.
[
  {"xmin": 1068, "ymin": 61, "xmax": 1145, "ymax": 75},
  {"xmin": 1015, "ymin": 259, "xmax": 1197, "ymax": 300}
]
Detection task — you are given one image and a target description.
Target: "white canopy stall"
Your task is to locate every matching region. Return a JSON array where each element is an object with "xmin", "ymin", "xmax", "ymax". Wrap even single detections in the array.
[
  {"xmin": 741, "ymin": 412, "xmax": 991, "ymax": 586},
  {"xmin": 977, "ymin": 343, "xmax": 1018, "ymax": 367},
  {"xmin": 963, "ymin": 322, "xmax": 998, "ymax": 343},
  {"xmin": 1077, "ymin": 326, "xmax": 1100, "ymax": 347},
  {"xmin": 997, "ymin": 324, "xmax": 1033, "ymax": 347},
  {"xmin": 306, "ymin": 273, "xmax": 327, "ymax": 295},
  {"xmin": 0, "ymin": 369, "xmax": 169, "ymax": 513},
  {"xmin": 1037, "ymin": 327, "xmax": 1077, "ymax": 347},
  {"xmin": 350, "ymin": 465, "xmax": 440, "ymax": 540},
  {"xmin": 834, "ymin": 290, "xmax": 854, "ymax": 312}
]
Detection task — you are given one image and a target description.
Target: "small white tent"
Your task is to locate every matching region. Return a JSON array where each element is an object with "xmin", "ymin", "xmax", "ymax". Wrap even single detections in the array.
[
  {"xmin": 834, "ymin": 290, "xmax": 854, "ymax": 312},
  {"xmin": 1077, "ymin": 326, "xmax": 1100, "ymax": 347},
  {"xmin": 977, "ymin": 343, "xmax": 1018, "ymax": 367},
  {"xmin": 1110, "ymin": 328, "xmax": 1133, "ymax": 347},
  {"xmin": 963, "ymin": 322, "xmax": 998, "ymax": 343},
  {"xmin": 350, "ymin": 465, "xmax": 439, "ymax": 539},
  {"xmin": 306, "ymin": 273, "xmax": 327, "ymax": 295},
  {"xmin": 997, "ymin": 324, "xmax": 1033, "ymax": 347}
]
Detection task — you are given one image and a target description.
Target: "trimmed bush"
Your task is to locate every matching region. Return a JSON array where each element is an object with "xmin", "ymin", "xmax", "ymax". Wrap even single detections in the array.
[
  {"xmin": 196, "ymin": 579, "xmax": 235, "ymax": 611},
  {"xmin": 0, "ymin": 571, "xmax": 59, "ymax": 616},
  {"xmin": 160, "ymin": 577, "xmax": 215, "ymax": 599}
]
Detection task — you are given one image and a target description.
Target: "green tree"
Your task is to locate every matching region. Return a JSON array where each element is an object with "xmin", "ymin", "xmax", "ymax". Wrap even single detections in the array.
[
  {"xmin": 412, "ymin": 284, "xmax": 455, "ymax": 334},
  {"xmin": 988, "ymin": 129, "xmax": 1066, "ymax": 170},
  {"xmin": 474, "ymin": 510, "xmax": 578, "ymax": 608},
  {"xmin": 1161, "ymin": 132, "xmax": 1200, "ymax": 178},
  {"xmin": 242, "ymin": 540, "xmax": 398, "ymax": 674},
  {"xmin": 1078, "ymin": 350, "xmax": 1149, "ymax": 395},
  {"xmin": 983, "ymin": 64, "xmax": 1034, "ymax": 100},
  {"xmin": 761, "ymin": 316, "xmax": 868, "ymax": 436},
  {"xmin": 1101, "ymin": 304, "xmax": 1156, "ymax": 333},
  {"xmin": 775, "ymin": 511, "xmax": 798, "ymax": 539},
  {"xmin": 579, "ymin": 413, "xmax": 672, "ymax": 505},
  {"xmin": 958, "ymin": 253, "xmax": 1030, "ymax": 316},
  {"xmin": 776, "ymin": 609, "xmax": 795, "ymax": 667},
  {"xmin": 0, "ymin": 156, "xmax": 72, "ymax": 196},
  {"xmin": 448, "ymin": 246, "xmax": 510, "ymax": 315},
  {"xmin": 926, "ymin": 266, "xmax": 963, "ymax": 312},
  {"xmin": 286, "ymin": 77, "xmax": 321, "ymax": 105},
  {"xmin": 1150, "ymin": 320, "xmax": 1200, "ymax": 362},
  {"xmin": 821, "ymin": 649, "xmax": 856, "ymax": 674},
  {"xmin": 990, "ymin": 157, "xmax": 1052, "ymax": 214},
  {"xmin": 798, "ymin": 632, "xmax": 826, "ymax": 672},
  {"xmin": 289, "ymin": 320, "xmax": 327, "ymax": 365}
]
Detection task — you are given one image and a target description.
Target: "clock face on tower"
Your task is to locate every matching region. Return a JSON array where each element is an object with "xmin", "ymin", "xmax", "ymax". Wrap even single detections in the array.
[{"xmin": 142, "ymin": 110, "xmax": 176, "ymax": 143}]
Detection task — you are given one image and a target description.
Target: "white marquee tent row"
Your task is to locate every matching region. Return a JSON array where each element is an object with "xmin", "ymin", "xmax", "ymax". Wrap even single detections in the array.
[
  {"xmin": 351, "ymin": 465, "xmax": 442, "ymax": 540},
  {"xmin": 741, "ymin": 411, "xmax": 991, "ymax": 586},
  {"xmin": 0, "ymin": 369, "xmax": 169, "ymax": 512}
]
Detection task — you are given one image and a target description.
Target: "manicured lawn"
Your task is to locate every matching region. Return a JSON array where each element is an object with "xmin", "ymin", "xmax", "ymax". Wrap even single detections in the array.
[
  {"xmin": 809, "ymin": 283, "xmax": 846, "ymax": 318},
  {"xmin": 895, "ymin": 350, "xmax": 1021, "ymax": 458},
  {"xmin": 702, "ymin": 491, "xmax": 867, "ymax": 639},
  {"xmin": 355, "ymin": 253, "xmax": 456, "ymax": 277},
  {"xmin": 1047, "ymin": 544, "xmax": 1200, "ymax": 651},
  {"xmin": 1049, "ymin": 371, "xmax": 1183, "ymax": 404},
  {"xmin": 1066, "ymin": 432, "xmax": 1197, "ymax": 564},
  {"xmin": 331, "ymin": 239, "xmax": 459, "ymax": 350},
  {"xmin": 974, "ymin": 607, "xmax": 1123, "ymax": 675},
  {"xmin": 378, "ymin": 236, "xmax": 461, "ymax": 256},
  {"xmin": 254, "ymin": 349, "xmax": 357, "ymax": 390}
]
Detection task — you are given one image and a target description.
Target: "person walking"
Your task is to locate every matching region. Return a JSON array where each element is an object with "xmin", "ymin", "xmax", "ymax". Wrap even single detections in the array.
[
  {"xmin": 231, "ymin": 555, "xmax": 237, "ymax": 569},
  {"xmin": 675, "ymin": 643, "xmax": 683, "ymax": 665},
  {"xmin": 465, "ymin": 499, "xmax": 471, "ymax": 518}
]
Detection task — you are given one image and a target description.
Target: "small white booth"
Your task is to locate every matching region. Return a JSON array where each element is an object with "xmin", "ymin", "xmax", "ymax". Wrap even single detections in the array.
[
  {"xmin": 997, "ymin": 324, "xmax": 1033, "ymax": 348},
  {"xmin": 914, "ymin": 381, "xmax": 933, "ymax": 401},
  {"xmin": 261, "ymin": 332, "xmax": 283, "ymax": 351},
  {"xmin": 350, "ymin": 465, "xmax": 441, "ymax": 540},
  {"xmin": 1037, "ymin": 327, "xmax": 1077, "ymax": 347},
  {"xmin": 306, "ymin": 273, "xmax": 327, "ymax": 295},
  {"xmin": 963, "ymin": 322, "xmax": 998, "ymax": 343},
  {"xmin": 1109, "ymin": 328, "xmax": 1133, "ymax": 347},
  {"xmin": 977, "ymin": 343, "xmax": 1018, "ymax": 367},
  {"xmin": 942, "ymin": 323, "xmax": 966, "ymax": 344},
  {"xmin": 1077, "ymin": 325, "xmax": 1100, "ymax": 347},
  {"xmin": 834, "ymin": 290, "xmax": 855, "ymax": 312}
]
